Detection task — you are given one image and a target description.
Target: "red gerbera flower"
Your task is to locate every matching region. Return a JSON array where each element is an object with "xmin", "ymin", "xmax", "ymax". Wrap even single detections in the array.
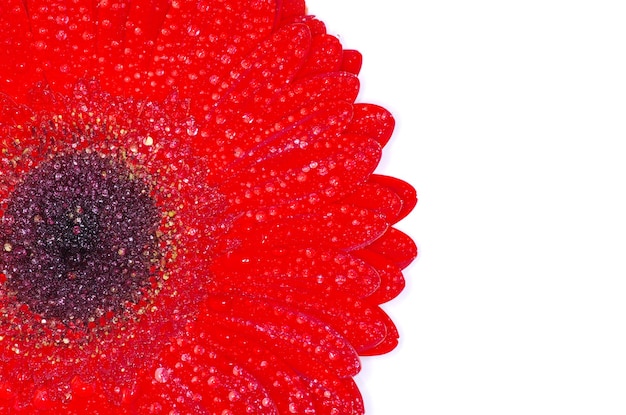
[{"xmin": 0, "ymin": 0, "xmax": 417, "ymax": 414}]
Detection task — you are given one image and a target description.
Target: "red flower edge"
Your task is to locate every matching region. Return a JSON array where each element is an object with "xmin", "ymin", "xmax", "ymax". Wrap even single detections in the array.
[{"xmin": 0, "ymin": 0, "xmax": 417, "ymax": 414}]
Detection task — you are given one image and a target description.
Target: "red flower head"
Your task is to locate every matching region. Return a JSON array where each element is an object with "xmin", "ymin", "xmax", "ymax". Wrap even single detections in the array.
[{"xmin": 0, "ymin": 0, "xmax": 417, "ymax": 413}]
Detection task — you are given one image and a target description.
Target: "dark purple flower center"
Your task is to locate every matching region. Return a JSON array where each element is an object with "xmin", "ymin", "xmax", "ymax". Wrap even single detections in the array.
[{"xmin": 1, "ymin": 151, "xmax": 160, "ymax": 324}]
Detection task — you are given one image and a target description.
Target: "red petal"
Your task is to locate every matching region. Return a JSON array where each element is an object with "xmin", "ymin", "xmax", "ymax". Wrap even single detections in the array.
[
  {"xmin": 0, "ymin": 0, "xmax": 44, "ymax": 100},
  {"xmin": 308, "ymin": 375, "xmax": 364, "ymax": 415},
  {"xmin": 359, "ymin": 310, "xmax": 400, "ymax": 356},
  {"xmin": 341, "ymin": 49, "xmax": 363, "ymax": 75},
  {"xmin": 286, "ymin": 14, "xmax": 327, "ymax": 36},
  {"xmin": 202, "ymin": 71, "xmax": 359, "ymax": 183},
  {"xmin": 205, "ymin": 295, "xmax": 362, "ymax": 379},
  {"xmin": 371, "ymin": 174, "xmax": 418, "ymax": 223},
  {"xmin": 367, "ymin": 227, "xmax": 417, "ymax": 270},
  {"xmin": 199, "ymin": 23, "xmax": 313, "ymax": 174},
  {"xmin": 276, "ymin": 0, "xmax": 306, "ymax": 24},
  {"xmin": 297, "ymin": 34, "xmax": 343, "ymax": 77},
  {"xmin": 92, "ymin": 0, "xmax": 131, "ymax": 92},
  {"xmin": 354, "ymin": 249, "xmax": 406, "ymax": 305},
  {"xmin": 217, "ymin": 100, "xmax": 354, "ymax": 178},
  {"xmin": 248, "ymin": 285, "xmax": 389, "ymax": 353},
  {"xmin": 210, "ymin": 248, "xmax": 380, "ymax": 299},
  {"xmin": 136, "ymin": 334, "xmax": 278, "ymax": 415},
  {"xmin": 346, "ymin": 104, "xmax": 395, "ymax": 147},
  {"xmin": 27, "ymin": 0, "xmax": 97, "ymax": 91},
  {"xmin": 210, "ymin": 274, "xmax": 388, "ymax": 353},
  {"xmin": 266, "ymin": 72, "xmax": 359, "ymax": 118},
  {"xmin": 110, "ymin": 0, "xmax": 170, "ymax": 96},
  {"xmin": 148, "ymin": 0, "xmax": 277, "ymax": 105},
  {"xmin": 341, "ymin": 180, "xmax": 404, "ymax": 222},
  {"xmin": 219, "ymin": 134, "xmax": 381, "ymax": 214},
  {"xmin": 222, "ymin": 204, "xmax": 388, "ymax": 252},
  {"xmin": 199, "ymin": 326, "xmax": 317, "ymax": 414}
]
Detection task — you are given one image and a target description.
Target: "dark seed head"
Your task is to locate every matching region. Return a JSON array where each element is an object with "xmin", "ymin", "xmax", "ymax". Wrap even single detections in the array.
[{"xmin": 1, "ymin": 151, "xmax": 160, "ymax": 324}]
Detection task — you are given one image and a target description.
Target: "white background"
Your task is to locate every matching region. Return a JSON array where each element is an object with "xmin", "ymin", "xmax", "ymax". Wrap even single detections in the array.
[{"xmin": 307, "ymin": 1, "xmax": 626, "ymax": 414}]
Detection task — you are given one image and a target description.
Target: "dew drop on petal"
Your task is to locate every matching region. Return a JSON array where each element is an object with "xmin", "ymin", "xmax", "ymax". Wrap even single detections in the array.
[
  {"xmin": 154, "ymin": 367, "xmax": 170, "ymax": 383},
  {"xmin": 193, "ymin": 345, "xmax": 205, "ymax": 355},
  {"xmin": 186, "ymin": 25, "xmax": 201, "ymax": 37}
]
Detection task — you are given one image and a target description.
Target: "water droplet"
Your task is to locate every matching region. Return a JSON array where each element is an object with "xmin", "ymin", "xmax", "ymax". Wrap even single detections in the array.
[
  {"xmin": 186, "ymin": 25, "xmax": 201, "ymax": 37},
  {"xmin": 55, "ymin": 15, "xmax": 69, "ymax": 25},
  {"xmin": 197, "ymin": 0, "xmax": 211, "ymax": 12},
  {"xmin": 154, "ymin": 367, "xmax": 170, "ymax": 383},
  {"xmin": 186, "ymin": 119, "xmax": 198, "ymax": 136}
]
